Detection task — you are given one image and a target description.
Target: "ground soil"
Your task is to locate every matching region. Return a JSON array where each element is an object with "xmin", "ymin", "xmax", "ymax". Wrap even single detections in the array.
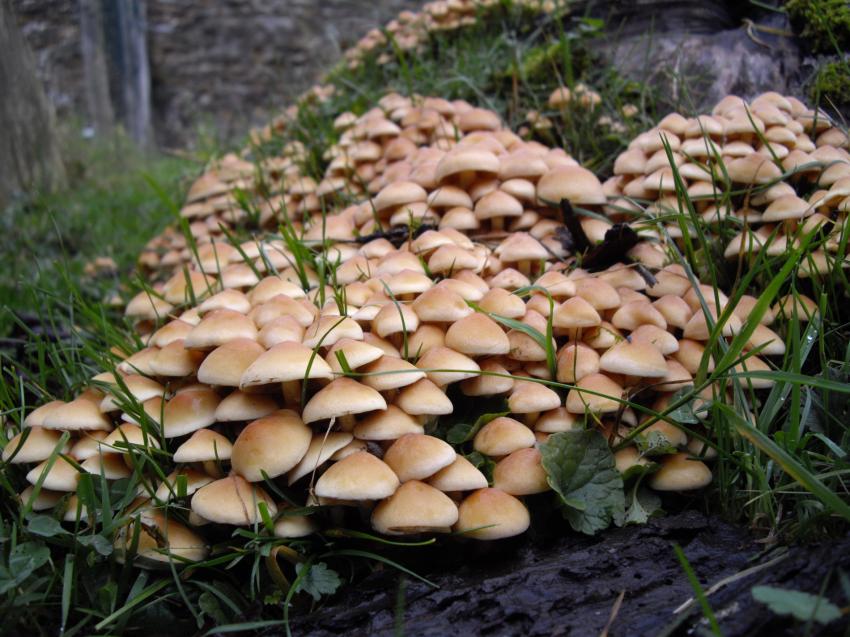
[{"xmin": 283, "ymin": 510, "xmax": 850, "ymax": 637}]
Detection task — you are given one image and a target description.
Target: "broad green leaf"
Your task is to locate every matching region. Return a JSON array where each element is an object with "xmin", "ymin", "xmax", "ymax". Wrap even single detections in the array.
[
  {"xmin": 636, "ymin": 430, "xmax": 680, "ymax": 457},
  {"xmin": 78, "ymin": 533, "xmax": 114, "ymax": 556},
  {"xmin": 27, "ymin": 514, "xmax": 69, "ymax": 537},
  {"xmin": 622, "ymin": 485, "xmax": 662, "ymax": 525},
  {"xmin": 752, "ymin": 585, "xmax": 842, "ymax": 624},
  {"xmin": 540, "ymin": 430, "xmax": 625, "ymax": 535},
  {"xmin": 294, "ymin": 562, "xmax": 342, "ymax": 601}
]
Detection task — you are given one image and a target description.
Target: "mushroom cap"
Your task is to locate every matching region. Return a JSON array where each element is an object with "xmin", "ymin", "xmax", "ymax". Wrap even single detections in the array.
[
  {"xmin": 565, "ymin": 373, "xmax": 624, "ymax": 414},
  {"xmin": 435, "ymin": 148, "xmax": 500, "ymax": 182},
  {"xmin": 492, "ymin": 447, "xmax": 550, "ymax": 495},
  {"xmin": 23, "ymin": 400, "xmax": 65, "ymax": 428},
  {"xmin": 273, "ymin": 512, "xmax": 318, "ymax": 538},
  {"xmin": 173, "ymin": 428, "xmax": 232, "ymax": 462},
  {"xmin": 314, "ymin": 451, "xmax": 400, "ymax": 500},
  {"xmin": 762, "ymin": 194, "xmax": 812, "ymax": 222},
  {"xmin": 42, "ymin": 398, "xmax": 112, "ymax": 432},
  {"xmin": 18, "ymin": 486, "xmax": 64, "ymax": 511},
  {"xmin": 69, "ymin": 431, "xmax": 109, "ymax": 460},
  {"xmin": 26, "ymin": 456, "xmax": 80, "ymax": 491},
  {"xmin": 371, "ymin": 480, "xmax": 459, "ymax": 535},
  {"xmin": 154, "ymin": 468, "xmax": 214, "ymax": 501},
  {"xmin": 360, "ymin": 356, "xmax": 425, "ymax": 391},
  {"xmin": 287, "ymin": 432, "xmax": 354, "ymax": 485},
  {"xmin": 725, "ymin": 154, "xmax": 782, "ymax": 185},
  {"xmin": 353, "ymin": 405, "xmax": 424, "ymax": 441},
  {"xmin": 383, "ymin": 434, "xmax": 456, "ymax": 482},
  {"xmin": 508, "ymin": 381, "xmax": 562, "ymax": 414},
  {"xmin": 240, "ymin": 341, "xmax": 332, "ymax": 387},
  {"xmin": 416, "ymin": 346, "xmax": 481, "ymax": 386},
  {"xmin": 412, "ymin": 286, "xmax": 473, "ymax": 322},
  {"xmin": 445, "ymin": 313, "xmax": 510, "ymax": 356},
  {"xmin": 427, "ymin": 454, "xmax": 489, "ymax": 492},
  {"xmin": 454, "ymin": 488, "xmax": 530, "ymax": 540},
  {"xmin": 395, "ymin": 379, "xmax": 454, "ymax": 415},
  {"xmin": 191, "ymin": 475, "xmax": 278, "ymax": 525},
  {"xmin": 231, "ymin": 410, "xmax": 312, "ymax": 481},
  {"xmin": 162, "ymin": 389, "xmax": 220, "ymax": 438},
  {"xmin": 552, "ymin": 296, "xmax": 602, "ymax": 329},
  {"xmin": 326, "ymin": 338, "xmax": 384, "ymax": 374},
  {"xmin": 648, "ymin": 452, "xmax": 712, "ymax": 491},
  {"xmin": 302, "ymin": 378, "xmax": 387, "ymax": 424},
  {"xmin": 151, "ymin": 340, "xmax": 205, "ymax": 377},
  {"xmin": 473, "ymin": 417, "xmax": 535, "ymax": 456},
  {"xmin": 184, "ymin": 310, "xmax": 258, "ymax": 350},
  {"xmin": 99, "ymin": 375, "xmax": 166, "ymax": 413},
  {"xmin": 101, "ymin": 423, "xmax": 161, "ymax": 454},
  {"xmin": 122, "ymin": 509, "xmax": 209, "ymax": 564},
  {"xmin": 214, "ymin": 390, "xmax": 279, "ymax": 422},
  {"xmin": 2, "ymin": 426, "xmax": 68, "ymax": 464},
  {"xmin": 556, "ymin": 342, "xmax": 600, "ymax": 383},
  {"xmin": 537, "ymin": 166, "xmax": 606, "ymax": 206},
  {"xmin": 374, "ymin": 181, "xmax": 428, "ymax": 212},
  {"xmin": 197, "ymin": 339, "xmax": 265, "ymax": 386},
  {"xmin": 460, "ymin": 359, "xmax": 515, "ymax": 396},
  {"xmin": 599, "ymin": 341, "xmax": 668, "ymax": 378}
]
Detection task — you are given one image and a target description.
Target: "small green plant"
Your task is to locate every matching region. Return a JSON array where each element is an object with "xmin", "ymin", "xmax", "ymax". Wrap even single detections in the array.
[
  {"xmin": 786, "ymin": 0, "xmax": 850, "ymax": 54},
  {"xmin": 811, "ymin": 60, "xmax": 850, "ymax": 110}
]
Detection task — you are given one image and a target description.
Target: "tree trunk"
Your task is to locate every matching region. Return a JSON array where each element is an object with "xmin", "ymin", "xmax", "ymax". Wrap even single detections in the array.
[
  {"xmin": 79, "ymin": 0, "xmax": 115, "ymax": 136},
  {"xmin": 0, "ymin": 0, "xmax": 66, "ymax": 209}
]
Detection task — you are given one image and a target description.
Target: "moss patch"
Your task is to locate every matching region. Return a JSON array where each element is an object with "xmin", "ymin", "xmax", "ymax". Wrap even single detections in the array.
[
  {"xmin": 810, "ymin": 60, "xmax": 850, "ymax": 109},
  {"xmin": 786, "ymin": 0, "xmax": 850, "ymax": 54}
]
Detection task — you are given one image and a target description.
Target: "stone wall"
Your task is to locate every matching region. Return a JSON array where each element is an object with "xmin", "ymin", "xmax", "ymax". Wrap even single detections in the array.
[{"xmin": 11, "ymin": 0, "xmax": 421, "ymax": 146}]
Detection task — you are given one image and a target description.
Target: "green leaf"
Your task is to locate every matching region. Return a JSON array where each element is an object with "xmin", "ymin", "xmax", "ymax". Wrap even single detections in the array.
[
  {"xmin": 622, "ymin": 485, "xmax": 662, "ymax": 525},
  {"xmin": 199, "ymin": 591, "xmax": 229, "ymax": 625},
  {"xmin": 78, "ymin": 533, "xmax": 114, "ymax": 556},
  {"xmin": 446, "ymin": 411, "xmax": 508, "ymax": 445},
  {"xmin": 636, "ymin": 430, "xmax": 680, "ymax": 457},
  {"xmin": 752, "ymin": 586, "xmax": 842, "ymax": 624},
  {"xmin": 665, "ymin": 387, "xmax": 700, "ymax": 424},
  {"xmin": 540, "ymin": 430, "xmax": 625, "ymax": 535},
  {"xmin": 0, "ymin": 542, "xmax": 51, "ymax": 594},
  {"xmin": 27, "ymin": 514, "xmax": 69, "ymax": 537},
  {"xmin": 464, "ymin": 451, "xmax": 495, "ymax": 484},
  {"xmin": 294, "ymin": 562, "xmax": 342, "ymax": 601}
]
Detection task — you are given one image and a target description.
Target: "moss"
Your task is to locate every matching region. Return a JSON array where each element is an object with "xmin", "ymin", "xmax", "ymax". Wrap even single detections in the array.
[
  {"xmin": 810, "ymin": 61, "xmax": 850, "ymax": 109},
  {"xmin": 786, "ymin": 0, "xmax": 850, "ymax": 54}
]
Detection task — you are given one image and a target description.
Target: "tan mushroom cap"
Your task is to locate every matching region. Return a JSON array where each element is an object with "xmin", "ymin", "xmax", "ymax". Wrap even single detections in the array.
[
  {"xmin": 161, "ymin": 388, "xmax": 220, "ymax": 438},
  {"xmin": 395, "ymin": 379, "xmax": 454, "ymax": 415},
  {"xmin": 648, "ymin": 452, "xmax": 712, "ymax": 491},
  {"xmin": 81, "ymin": 452, "xmax": 132, "ymax": 479},
  {"xmin": 725, "ymin": 154, "xmax": 782, "ymax": 185},
  {"xmin": 444, "ymin": 312, "xmax": 510, "ymax": 356},
  {"xmin": 173, "ymin": 428, "xmax": 232, "ymax": 462},
  {"xmin": 18, "ymin": 485, "xmax": 64, "ymax": 511},
  {"xmin": 566, "ymin": 373, "xmax": 624, "ymax": 414},
  {"xmin": 427, "ymin": 454, "xmax": 488, "ymax": 492},
  {"xmin": 383, "ymin": 434, "xmax": 456, "ymax": 482},
  {"xmin": 371, "ymin": 480, "xmax": 459, "ymax": 535},
  {"xmin": 184, "ymin": 310, "xmax": 257, "ymax": 350},
  {"xmin": 360, "ymin": 356, "xmax": 426, "ymax": 391},
  {"xmin": 416, "ymin": 346, "xmax": 481, "ymax": 386},
  {"xmin": 461, "ymin": 359, "xmax": 514, "ymax": 396},
  {"xmin": 454, "ymin": 488, "xmax": 530, "ymax": 540},
  {"xmin": 537, "ymin": 166, "xmax": 606, "ymax": 206},
  {"xmin": 239, "ymin": 341, "xmax": 332, "ymax": 388},
  {"xmin": 599, "ymin": 341, "xmax": 668, "ymax": 378},
  {"xmin": 412, "ymin": 286, "xmax": 473, "ymax": 322},
  {"xmin": 98, "ymin": 375, "xmax": 165, "ymax": 413},
  {"xmin": 373, "ymin": 181, "xmax": 428, "ymax": 212},
  {"xmin": 154, "ymin": 469, "xmax": 214, "ymax": 501},
  {"xmin": 552, "ymin": 296, "xmax": 602, "ymax": 329},
  {"xmin": 274, "ymin": 511, "xmax": 318, "ymax": 538},
  {"xmin": 123, "ymin": 509, "xmax": 209, "ymax": 564},
  {"xmin": 231, "ymin": 410, "xmax": 312, "ymax": 481},
  {"xmin": 314, "ymin": 451, "xmax": 400, "ymax": 500},
  {"xmin": 151, "ymin": 340, "xmax": 204, "ymax": 377},
  {"xmin": 326, "ymin": 338, "xmax": 385, "ymax": 374},
  {"xmin": 473, "ymin": 417, "xmax": 535, "ymax": 456},
  {"xmin": 191, "ymin": 475, "xmax": 278, "ymax": 525},
  {"xmin": 614, "ymin": 447, "xmax": 652, "ymax": 474},
  {"xmin": 26, "ymin": 456, "xmax": 80, "ymax": 491},
  {"xmin": 535, "ymin": 407, "xmax": 579, "ymax": 433},
  {"xmin": 508, "ymin": 381, "xmax": 562, "ymax": 414},
  {"xmin": 435, "ymin": 148, "xmax": 500, "ymax": 182},
  {"xmin": 762, "ymin": 194, "xmax": 812, "ymax": 222},
  {"xmin": 42, "ymin": 398, "xmax": 112, "ymax": 432},
  {"xmin": 69, "ymin": 431, "xmax": 109, "ymax": 460},
  {"xmin": 492, "ymin": 447, "xmax": 549, "ymax": 495},
  {"xmin": 287, "ymin": 432, "xmax": 354, "ymax": 485},
  {"xmin": 23, "ymin": 400, "xmax": 66, "ymax": 428},
  {"xmin": 302, "ymin": 378, "xmax": 386, "ymax": 424},
  {"xmin": 101, "ymin": 423, "xmax": 160, "ymax": 454},
  {"xmin": 556, "ymin": 342, "xmax": 600, "ymax": 383},
  {"xmin": 214, "ymin": 390, "xmax": 279, "ymax": 422},
  {"xmin": 353, "ymin": 405, "xmax": 424, "ymax": 440},
  {"xmin": 2, "ymin": 427, "xmax": 69, "ymax": 464},
  {"xmin": 197, "ymin": 339, "xmax": 265, "ymax": 387}
]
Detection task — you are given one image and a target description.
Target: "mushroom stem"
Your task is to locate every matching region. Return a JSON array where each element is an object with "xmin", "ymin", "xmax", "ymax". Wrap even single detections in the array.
[
  {"xmin": 281, "ymin": 380, "xmax": 302, "ymax": 410},
  {"xmin": 523, "ymin": 412, "xmax": 540, "ymax": 427},
  {"xmin": 201, "ymin": 460, "xmax": 224, "ymax": 479},
  {"xmin": 491, "ymin": 217, "xmax": 504, "ymax": 232},
  {"xmin": 517, "ymin": 259, "xmax": 531, "ymax": 276},
  {"xmin": 338, "ymin": 414, "xmax": 356, "ymax": 431}
]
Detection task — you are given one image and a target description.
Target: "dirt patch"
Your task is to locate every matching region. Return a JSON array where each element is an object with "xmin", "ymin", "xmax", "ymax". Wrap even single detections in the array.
[{"xmin": 283, "ymin": 511, "xmax": 849, "ymax": 636}]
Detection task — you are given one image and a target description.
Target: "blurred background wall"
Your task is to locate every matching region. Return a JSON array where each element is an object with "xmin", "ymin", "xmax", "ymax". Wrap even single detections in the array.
[{"xmin": 11, "ymin": 0, "xmax": 422, "ymax": 148}]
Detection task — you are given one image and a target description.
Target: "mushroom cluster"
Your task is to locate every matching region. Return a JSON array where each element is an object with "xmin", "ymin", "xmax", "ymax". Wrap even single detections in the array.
[
  {"xmin": 605, "ymin": 91, "xmax": 850, "ymax": 278},
  {"xmin": 343, "ymin": 0, "xmax": 560, "ymax": 71}
]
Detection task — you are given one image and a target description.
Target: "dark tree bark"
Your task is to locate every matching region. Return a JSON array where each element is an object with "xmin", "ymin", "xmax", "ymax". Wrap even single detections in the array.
[
  {"xmin": 79, "ymin": 0, "xmax": 114, "ymax": 135},
  {"xmin": 0, "ymin": 0, "xmax": 66, "ymax": 209}
]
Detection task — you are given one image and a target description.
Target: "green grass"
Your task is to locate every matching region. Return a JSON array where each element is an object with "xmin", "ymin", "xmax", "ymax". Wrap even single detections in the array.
[{"xmin": 1, "ymin": 1, "xmax": 850, "ymax": 634}]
